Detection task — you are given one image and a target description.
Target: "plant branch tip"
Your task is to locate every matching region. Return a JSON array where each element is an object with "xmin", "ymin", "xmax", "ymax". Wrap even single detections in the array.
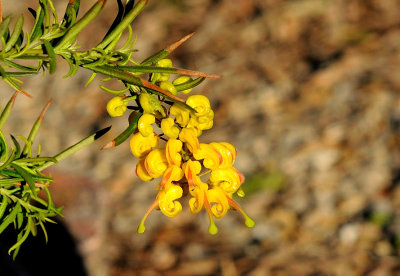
[
  {"xmin": 38, "ymin": 98, "xmax": 53, "ymax": 121},
  {"xmin": 101, "ymin": 140, "xmax": 115, "ymax": 150},
  {"xmin": 17, "ymin": 89, "xmax": 33, "ymax": 98},
  {"xmin": 166, "ymin": 33, "xmax": 195, "ymax": 53}
]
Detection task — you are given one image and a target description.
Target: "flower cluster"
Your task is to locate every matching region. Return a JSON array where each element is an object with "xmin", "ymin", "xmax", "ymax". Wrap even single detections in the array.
[{"xmin": 107, "ymin": 59, "xmax": 255, "ymax": 234}]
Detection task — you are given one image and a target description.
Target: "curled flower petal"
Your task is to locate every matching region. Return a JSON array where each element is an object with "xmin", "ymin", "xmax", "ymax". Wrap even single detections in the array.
[
  {"xmin": 160, "ymin": 165, "xmax": 184, "ymax": 189},
  {"xmin": 161, "ymin": 118, "xmax": 180, "ymax": 139},
  {"xmin": 106, "ymin": 96, "xmax": 128, "ymax": 117},
  {"xmin": 179, "ymin": 127, "xmax": 199, "ymax": 153},
  {"xmin": 130, "ymin": 132, "xmax": 158, "ymax": 158},
  {"xmin": 186, "ymin": 117, "xmax": 202, "ymax": 137},
  {"xmin": 160, "ymin": 81, "xmax": 178, "ymax": 95},
  {"xmin": 158, "ymin": 183, "xmax": 183, "ymax": 217},
  {"xmin": 210, "ymin": 167, "xmax": 242, "ymax": 194},
  {"xmin": 197, "ymin": 110, "xmax": 214, "ymax": 130},
  {"xmin": 139, "ymin": 93, "xmax": 155, "ymax": 114},
  {"xmin": 136, "ymin": 158, "xmax": 153, "ymax": 181},
  {"xmin": 166, "ymin": 139, "xmax": 183, "ymax": 167},
  {"xmin": 210, "ymin": 142, "xmax": 236, "ymax": 168},
  {"xmin": 145, "ymin": 149, "xmax": 168, "ymax": 178},
  {"xmin": 207, "ymin": 187, "xmax": 230, "ymax": 219},
  {"xmin": 183, "ymin": 160, "xmax": 202, "ymax": 188},
  {"xmin": 170, "ymin": 104, "xmax": 190, "ymax": 127},
  {"xmin": 138, "ymin": 114, "xmax": 155, "ymax": 137},
  {"xmin": 188, "ymin": 182, "xmax": 208, "ymax": 213},
  {"xmin": 186, "ymin": 95, "xmax": 212, "ymax": 117},
  {"xmin": 193, "ymin": 143, "xmax": 222, "ymax": 170}
]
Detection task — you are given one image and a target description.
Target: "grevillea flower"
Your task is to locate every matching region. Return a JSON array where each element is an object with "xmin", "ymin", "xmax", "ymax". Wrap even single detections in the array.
[
  {"xmin": 193, "ymin": 143, "xmax": 222, "ymax": 170},
  {"xmin": 179, "ymin": 127, "xmax": 199, "ymax": 153},
  {"xmin": 166, "ymin": 139, "xmax": 183, "ymax": 167},
  {"xmin": 138, "ymin": 114, "xmax": 155, "ymax": 137},
  {"xmin": 161, "ymin": 118, "xmax": 180, "ymax": 139},
  {"xmin": 106, "ymin": 96, "xmax": 128, "ymax": 117},
  {"xmin": 186, "ymin": 95, "xmax": 211, "ymax": 117},
  {"xmin": 136, "ymin": 158, "xmax": 153, "ymax": 181},
  {"xmin": 210, "ymin": 167, "xmax": 242, "ymax": 194},
  {"xmin": 130, "ymin": 132, "xmax": 158, "ymax": 158},
  {"xmin": 132, "ymin": 90, "xmax": 254, "ymax": 235},
  {"xmin": 158, "ymin": 183, "xmax": 183, "ymax": 217},
  {"xmin": 170, "ymin": 103, "xmax": 190, "ymax": 127},
  {"xmin": 144, "ymin": 148, "xmax": 168, "ymax": 178}
]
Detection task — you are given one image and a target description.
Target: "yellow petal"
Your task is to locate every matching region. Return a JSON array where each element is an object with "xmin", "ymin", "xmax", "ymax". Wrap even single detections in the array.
[
  {"xmin": 170, "ymin": 104, "xmax": 190, "ymax": 127},
  {"xmin": 186, "ymin": 95, "xmax": 211, "ymax": 117},
  {"xmin": 166, "ymin": 139, "xmax": 183, "ymax": 166},
  {"xmin": 138, "ymin": 114, "xmax": 155, "ymax": 137},
  {"xmin": 161, "ymin": 118, "xmax": 180, "ymax": 139},
  {"xmin": 179, "ymin": 128, "xmax": 199, "ymax": 153},
  {"xmin": 145, "ymin": 149, "xmax": 168, "ymax": 178},
  {"xmin": 129, "ymin": 132, "xmax": 158, "ymax": 158},
  {"xmin": 136, "ymin": 158, "xmax": 153, "ymax": 181},
  {"xmin": 193, "ymin": 143, "xmax": 221, "ymax": 170},
  {"xmin": 210, "ymin": 167, "xmax": 242, "ymax": 194},
  {"xmin": 158, "ymin": 183, "xmax": 183, "ymax": 217}
]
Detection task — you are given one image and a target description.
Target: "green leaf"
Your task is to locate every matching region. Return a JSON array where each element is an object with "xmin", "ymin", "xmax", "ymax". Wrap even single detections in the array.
[
  {"xmin": 10, "ymin": 163, "xmax": 37, "ymax": 197},
  {"xmin": 97, "ymin": 0, "xmax": 148, "ymax": 49},
  {"xmin": 55, "ymin": 1, "xmax": 105, "ymax": 50},
  {"xmin": 10, "ymin": 135, "xmax": 21, "ymax": 158},
  {"xmin": 102, "ymin": 111, "xmax": 141, "ymax": 149},
  {"xmin": 29, "ymin": 5, "xmax": 45, "ymax": 41},
  {"xmin": 175, "ymin": 77, "xmax": 205, "ymax": 91},
  {"xmin": 42, "ymin": 39, "xmax": 56, "ymax": 74},
  {"xmin": 62, "ymin": 0, "xmax": 81, "ymax": 28},
  {"xmin": 8, "ymin": 219, "xmax": 31, "ymax": 256},
  {"xmin": 3, "ymin": 59, "xmax": 38, "ymax": 72},
  {"xmin": 5, "ymin": 16, "xmax": 24, "ymax": 53},
  {"xmin": 0, "ymin": 201, "xmax": 20, "ymax": 234},
  {"xmin": 0, "ymin": 91, "xmax": 18, "ymax": 129},
  {"xmin": 0, "ymin": 17, "xmax": 11, "ymax": 42},
  {"xmin": 0, "ymin": 195, "xmax": 8, "ymax": 221}
]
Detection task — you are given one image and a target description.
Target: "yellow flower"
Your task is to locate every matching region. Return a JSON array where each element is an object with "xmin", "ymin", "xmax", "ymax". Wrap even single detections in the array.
[
  {"xmin": 196, "ymin": 110, "xmax": 214, "ymax": 130},
  {"xmin": 179, "ymin": 127, "xmax": 199, "ymax": 153},
  {"xmin": 206, "ymin": 187, "xmax": 230, "ymax": 219},
  {"xmin": 193, "ymin": 143, "xmax": 222, "ymax": 170},
  {"xmin": 160, "ymin": 81, "xmax": 178, "ymax": 95},
  {"xmin": 184, "ymin": 160, "xmax": 208, "ymax": 213},
  {"xmin": 188, "ymin": 182, "xmax": 208, "ymax": 214},
  {"xmin": 159, "ymin": 165, "xmax": 184, "ymax": 189},
  {"xmin": 173, "ymin": 76, "xmax": 193, "ymax": 94},
  {"xmin": 136, "ymin": 158, "xmax": 153, "ymax": 181},
  {"xmin": 129, "ymin": 132, "xmax": 158, "ymax": 158},
  {"xmin": 158, "ymin": 183, "xmax": 183, "ymax": 217},
  {"xmin": 186, "ymin": 117, "xmax": 202, "ymax": 137},
  {"xmin": 144, "ymin": 148, "xmax": 168, "ymax": 178},
  {"xmin": 138, "ymin": 114, "xmax": 155, "ymax": 137},
  {"xmin": 156, "ymin": 58, "xmax": 173, "ymax": 82},
  {"xmin": 210, "ymin": 142, "xmax": 236, "ymax": 168},
  {"xmin": 139, "ymin": 93, "xmax": 155, "ymax": 114},
  {"xmin": 166, "ymin": 139, "xmax": 183, "ymax": 167},
  {"xmin": 183, "ymin": 160, "xmax": 203, "ymax": 188},
  {"xmin": 106, "ymin": 96, "xmax": 128, "ymax": 117},
  {"xmin": 170, "ymin": 103, "xmax": 190, "ymax": 127},
  {"xmin": 161, "ymin": 118, "xmax": 180, "ymax": 139},
  {"xmin": 209, "ymin": 167, "xmax": 242, "ymax": 194},
  {"xmin": 186, "ymin": 95, "xmax": 212, "ymax": 117}
]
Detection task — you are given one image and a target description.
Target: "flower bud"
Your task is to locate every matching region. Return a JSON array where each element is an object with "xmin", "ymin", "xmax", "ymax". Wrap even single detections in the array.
[
  {"xmin": 106, "ymin": 96, "xmax": 128, "ymax": 117},
  {"xmin": 160, "ymin": 81, "xmax": 178, "ymax": 95},
  {"xmin": 173, "ymin": 76, "xmax": 193, "ymax": 94}
]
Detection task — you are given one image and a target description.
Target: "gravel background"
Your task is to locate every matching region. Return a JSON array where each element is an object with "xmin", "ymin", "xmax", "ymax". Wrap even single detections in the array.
[{"xmin": 3, "ymin": 0, "xmax": 400, "ymax": 275}]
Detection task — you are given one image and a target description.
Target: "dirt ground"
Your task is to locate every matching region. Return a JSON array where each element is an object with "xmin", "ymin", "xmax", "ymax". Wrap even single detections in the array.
[{"xmin": 4, "ymin": 0, "xmax": 400, "ymax": 275}]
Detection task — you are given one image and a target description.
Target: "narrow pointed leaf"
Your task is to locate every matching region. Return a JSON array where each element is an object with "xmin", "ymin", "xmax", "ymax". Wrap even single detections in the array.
[
  {"xmin": 97, "ymin": 0, "xmax": 147, "ymax": 49},
  {"xmin": 10, "ymin": 163, "xmax": 37, "ymax": 197},
  {"xmin": 42, "ymin": 40, "xmax": 56, "ymax": 74},
  {"xmin": 0, "ymin": 16, "xmax": 11, "ymax": 42},
  {"xmin": 0, "ymin": 201, "xmax": 20, "ymax": 234},
  {"xmin": 102, "ymin": 111, "xmax": 141, "ymax": 149},
  {"xmin": 5, "ymin": 16, "xmax": 24, "ymax": 52}
]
